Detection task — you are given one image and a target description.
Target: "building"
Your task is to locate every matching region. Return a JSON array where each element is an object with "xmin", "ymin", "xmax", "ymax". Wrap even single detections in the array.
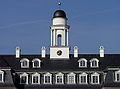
[{"xmin": 0, "ymin": 8, "xmax": 120, "ymax": 89}]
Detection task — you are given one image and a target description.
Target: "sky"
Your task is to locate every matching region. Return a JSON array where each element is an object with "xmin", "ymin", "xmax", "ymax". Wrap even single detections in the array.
[{"xmin": 0, "ymin": 0, "xmax": 120, "ymax": 54}]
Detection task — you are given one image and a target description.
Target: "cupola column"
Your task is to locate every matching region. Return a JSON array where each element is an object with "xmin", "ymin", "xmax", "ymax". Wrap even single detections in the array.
[
  {"xmin": 51, "ymin": 30, "xmax": 53, "ymax": 46},
  {"xmin": 53, "ymin": 29, "xmax": 56, "ymax": 46},
  {"xmin": 67, "ymin": 29, "xmax": 69, "ymax": 46}
]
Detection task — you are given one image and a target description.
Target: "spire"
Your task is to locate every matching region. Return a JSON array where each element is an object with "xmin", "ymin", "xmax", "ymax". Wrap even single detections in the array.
[{"xmin": 58, "ymin": 0, "xmax": 61, "ymax": 9}]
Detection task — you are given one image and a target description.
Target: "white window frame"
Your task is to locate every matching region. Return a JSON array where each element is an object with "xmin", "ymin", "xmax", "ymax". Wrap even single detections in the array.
[
  {"xmin": 20, "ymin": 58, "xmax": 29, "ymax": 68},
  {"xmin": 78, "ymin": 58, "xmax": 87, "ymax": 68},
  {"xmin": 115, "ymin": 70, "xmax": 120, "ymax": 82},
  {"xmin": 32, "ymin": 73, "xmax": 40, "ymax": 84},
  {"xmin": 32, "ymin": 58, "xmax": 41, "ymax": 68},
  {"xmin": 44, "ymin": 72, "xmax": 52, "ymax": 84},
  {"xmin": 79, "ymin": 72, "xmax": 88, "ymax": 84},
  {"xmin": 91, "ymin": 72, "xmax": 100, "ymax": 84},
  {"xmin": 0, "ymin": 70, "xmax": 4, "ymax": 83},
  {"xmin": 20, "ymin": 73, "xmax": 28, "ymax": 84},
  {"xmin": 90, "ymin": 58, "xmax": 99, "ymax": 68},
  {"xmin": 56, "ymin": 72, "xmax": 64, "ymax": 84},
  {"xmin": 67, "ymin": 72, "xmax": 76, "ymax": 84}
]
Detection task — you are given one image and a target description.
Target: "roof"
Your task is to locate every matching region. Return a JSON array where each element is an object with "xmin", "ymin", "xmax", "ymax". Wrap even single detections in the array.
[{"xmin": 53, "ymin": 10, "xmax": 66, "ymax": 18}]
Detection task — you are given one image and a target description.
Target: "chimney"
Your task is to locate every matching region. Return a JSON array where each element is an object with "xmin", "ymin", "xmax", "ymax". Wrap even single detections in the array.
[
  {"xmin": 42, "ymin": 46, "xmax": 46, "ymax": 58},
  {"xmin": 16, "ymin": 47, "xmax": 20, "ymax": 58},
  {"xmin": 99, "ymin": 46, "xmax": 104, "ymax": 57},
  {"xmin": 74, "ymin": 46, "xmax": 78, "ymax": 58}
]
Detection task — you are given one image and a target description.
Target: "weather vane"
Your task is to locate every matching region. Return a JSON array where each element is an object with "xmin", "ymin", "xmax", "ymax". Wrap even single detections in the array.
[{"xmin": 58, "ymin": 0, "xmax": 61, "ymax": 9}]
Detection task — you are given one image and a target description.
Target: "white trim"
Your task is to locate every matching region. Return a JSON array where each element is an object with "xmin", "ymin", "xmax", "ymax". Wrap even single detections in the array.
[
  {"xmin": 67, "ymin": 72, "xmax": 76, "ymax": 84},
  {"xmin": 79, "ymin": 72, "xmax": 88, "ymax": 84},
  {"xmin": 56, "ymin": 72, "xmax": 64, "ymax": 84},
  {"xmin": 91, "ymin": 72, "xmax": 100, "ymax": 84},
  {"xmin": 0, "ymin": 70, "xmax": 4, "ymax": 83},
  {"xmin": 32, "ymin": 58, "xmax": 41, "ymax": 68},
  {"xmin": 32, "ymin": 73, "xmax": 40, "ymax": 84},
  {"xmin": 44, "ymin": 72, "xmax": 52, "ymax": 84},
  {"xmin": 78, "ymin": 58, "xmax": 87, "ymax": 68},
  {"xmin": 20, "ymin": 58, "xmax": 29, "ymax": 68},
  {"xmin": 115, "ymin": 70, "xmax": 120, "ymax": 82},
  {"xmin": 90, "ymin": 58, "xmax": 99, "ymax": 68},
  {"xmin": 20, "ymin": 73, "xmax": 28, "ymax": 84}
]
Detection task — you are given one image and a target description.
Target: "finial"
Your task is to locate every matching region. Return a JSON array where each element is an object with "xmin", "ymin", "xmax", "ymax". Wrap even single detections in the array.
[{"xmin": 58, "ymin": 0, "xmax": 61, "ymax": 9}]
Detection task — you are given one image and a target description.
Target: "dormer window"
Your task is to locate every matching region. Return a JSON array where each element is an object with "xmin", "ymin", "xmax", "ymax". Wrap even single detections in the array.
[
  {"xmin": 91, "ymin": 72, "xmax": 100, "ymax": 84},
  {"xmin": 56, "ymin": 72, "xmax": 64, "ymax": 84},
  {"xmin": 32, "ymin": 58, "xmax": 41, "ymax": 68},
  {"xmin": 78, "ymin": 58, "xmax": 87, "ymax": 68},
  {"xmin": 32, "ymin": 73, "xmax": 40, "ymax": 84},
  {"xmin": 90, "ymin": 58, "xmax": 99, "ymax": 68},
  {"xmin": 20, "ymin": 58, "xmax": 29, "ymax": 68},
  {"xmin": 20, "ymin": 73, "xmax": 28, "ymax": 84},
  {"xmin": 0, "ymin": 70, "xmax": 4, "ymax": 83},
  {"xmin": 67, "ymin": 72, "xmax": 76, "ymax": 84},
  {"xmin": 115, "ymin": 70, "xmax": 120, "ymax": 82}
]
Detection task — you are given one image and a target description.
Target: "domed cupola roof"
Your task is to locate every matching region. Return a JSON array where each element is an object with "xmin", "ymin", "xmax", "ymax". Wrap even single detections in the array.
[{"xmin": 53, "ymin": 10, "xmax": 66, "ymax": 18}]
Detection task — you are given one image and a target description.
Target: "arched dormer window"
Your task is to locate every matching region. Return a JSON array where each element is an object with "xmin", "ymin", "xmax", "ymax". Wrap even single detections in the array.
[
  {"xmin": 78, "ymin": 58, "xmax": 87, "ymax": 68},
  {"xmin": 90, "ymin": 58, "xmax": 99, "ymax": 68},
  {"xmin": 20, "ymin": 58, "xmax": 29, "ymax": 68},
  {"xmin": 32, "ymin": 58, "xmax": 41, "ymax": 68},
  {"xmin": 115, "ymin": 70, "xmax": 120, "ymax": 82},
  {"xmin": 0, "ymin": 70, "xmax": 4, "ymax": 83}
]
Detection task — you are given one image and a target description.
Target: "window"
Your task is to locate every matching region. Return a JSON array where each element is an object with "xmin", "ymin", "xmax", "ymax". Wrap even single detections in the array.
[
  {"xmin": 67, "ymin": 72, "xmax": 76, "ymax": 84},
  {"xmin": 44, "ymin": 72, "xmax": 52, "ymax": 84},
  {"xmin": 115, "ymin": 70, "xmax": 120, "ymax": 82},
  {"xmin": 0, "ymin": 70, "xmax": 4, "ymax": 83},
  {"xmin": 79, "ymin": 72, "xmax": 87, "ymax": 84},
  {"xmin": 90, "ymin": 58, "xmax": 99, "ymax": 68},
  {"xmin": 91, "ymin": 72, "xmax": 100, "ymax": 84},
  {"xmin": 20, "ymin": 73, "xmax": 28, "ymax": 84},
  {"xmin": 32, "ymin": 73, "xmax": 40, "ymax": 84},
  {"xmin": 56, "ymin": 72, "xmax": 64, "ymax": 84},
  {"xmin": 78, "ymin": 58, "xmax": 87, "ymax": 68},
  {"xmin": 32, "ymin": 58, "xmax": 41, "ymax": 68},
  {"xmin": 20, "ymin": 58, "xmax": 29, "ymax": 68}
]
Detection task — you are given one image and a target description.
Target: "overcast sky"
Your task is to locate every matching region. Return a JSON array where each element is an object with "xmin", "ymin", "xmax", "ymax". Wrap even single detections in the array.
[{"xmin": 0, "ymin": 0, "xmax": 120, "ymax": 54}]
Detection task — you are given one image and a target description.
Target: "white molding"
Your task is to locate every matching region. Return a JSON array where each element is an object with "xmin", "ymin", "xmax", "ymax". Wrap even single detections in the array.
[
  {"xmin": 32, "ymin": 58, "xmax": 41, "ymax": 68},
  {"xmin": 67, "ymin": 72, "xmax": 76, "ymax": 84},
  {"xmin": 115, "ymin": 70, "xmax": 120, "ymax": 82},
  {"xmin": 79, "ymin": 72, "xmax": 88, "ymax": 84},
  {"xmin": 56, "ymin": 72, "xmax": 64, "ymax": 84},
  {"xmin": 0, "ymin": 70, "xmax": 4, "ymax": 83},
  {"xmin": 20, "ymin": 58, "xmax": 29, "ymax": 68},
  {"xmin": 78, "ymin": 58, "xmax": 87, "ymax": 68},
  {"xmin": 90, "ymin": 58, "xmax": 99, "ymax": 68},
  {"xmin": 20, "ymin": 73, "xmax": 28, "ymax": 84},
  {"xmin": 91, "ymin": 72, "xmax": 100, "ymax": 84},
  {"xmin": 44, "ymin": 72, "xmax": 52, "ymax": 84},
  {"xmin": 32, "ymin": 73, "xmax": 40, "ymax": 84}
]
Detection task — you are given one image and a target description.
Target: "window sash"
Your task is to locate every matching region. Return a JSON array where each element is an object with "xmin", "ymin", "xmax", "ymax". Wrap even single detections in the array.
[
  {"xmin": 57, "ymin": 76, "xmax": 62, "ymax": 84},
  {"xmin": 0, "ymin": 74, "xmax": 2, "ymax": 82},
  {"xmin": 116, "ymin": 73, "xmax": 120, "ymax": 81},
  {"xmin": 34, "ymin": 61, "xmax": 40, "ymax": 68},
  {"xmin": 92, "ymin": 76, "xmax": 98, "ymax": 84},
  {"xmin": 21, "ymin": 76, "xmax": 27, "ymax": 84},
  {"xmin": 33, "ymin": 76, "xmax": 39, "ymax": 83},
  {"xmin": 68, "ymin": 76, "xmax": 75, "ymax": 84},
  {"xmin": 45, "ymin": 76, "xmax": 50, "ymax": 83}
]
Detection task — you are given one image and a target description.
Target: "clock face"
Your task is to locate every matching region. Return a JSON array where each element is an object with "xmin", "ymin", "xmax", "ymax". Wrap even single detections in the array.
[{"xmin": 57, "ymin": 50, "xmax": 62, "ymax": 56}]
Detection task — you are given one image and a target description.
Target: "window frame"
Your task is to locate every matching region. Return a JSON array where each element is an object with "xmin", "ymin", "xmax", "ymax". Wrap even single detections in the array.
[
  {"xmin": 32, "ymin": 58, "xmax": 41, "ymax": 68},
  {"xmin": 79, "ymin": 72, "xmax": 88, "ymax": 84},
  {"xmin": 20, "ymin": 58, "xmax": 29, "ymax": 68},
  {"xmin": 20, "ymin": 73, "xmax": 28, "ymax": 84},
  {"xmin": 67, "ymin": 72, "xmax": 76, "ymax": 84},
  {"xmin": 78, "ymin": 58, "xmax": 87, "ymax": 68},
  {"xmin": 56, "ymin": 72, "xmax": 64, "ymax": 84},
  {"xmin": 91, "ymin": 72, "xmax": 100, "ymax": 84},
  {"xmin": 90, "ymin": 58, "xmax": 99, "ymax": 68},
  {"xmin": 115, "ymin": 70, "xmax": 120, "ymax": 82},
  {"xmin": 44, "ymin": 72, "xmax": 52, "ymax": 84},
  {"xmin": 0, "ymin": 70, "xmax": 4, "ymax": 83},
  {"xmin": 32, "ymin": 73, "xmax": 40, "ymax": 84}
]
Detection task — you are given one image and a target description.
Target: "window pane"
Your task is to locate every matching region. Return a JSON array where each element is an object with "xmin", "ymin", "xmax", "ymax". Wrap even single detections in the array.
[
  {"xmin": 57, "ymin": 76, "xmax": 62, "ymax": 83},
  {"xmin": 92, "ymin": 61, "xmax": 97, "ymax": 67},
  {"xmin": 34, "ymin": 61, "xmax": 39, "ymax": 68},
  {"xmin": 80, "ymin": 61, "xmax": 85, "ymax": 67},
  {"xmin": 33, "ymin": 76, "xmax": 38, "ymax": 83},
  {"xmin": 23, "ymin": 61, "xmax": 27, "ymax": 66},
  {"xmin": 0, "ymin": 74, "xmax": 2, "ymax": 81},
  {"xmin": 93, "ymin": 76, "xmax": 98, "ymax": 83},
  {"xmin": 68, "ymin": 76, "xmax": 74, "ymax": 84},
  {"xmin": 80, "ymin": 76, "xmax": 86, "ymax": 83},
  {"xmin": 117, "ymin": 73, "xmax": 120, "ymax": 81},
  {"xmin": 45, "ymin": 76, "xmax": 50, "ymax": 83},
  {"xmin": 21, "ymin": 76, "xmax": 27, "ymax": 84}
]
